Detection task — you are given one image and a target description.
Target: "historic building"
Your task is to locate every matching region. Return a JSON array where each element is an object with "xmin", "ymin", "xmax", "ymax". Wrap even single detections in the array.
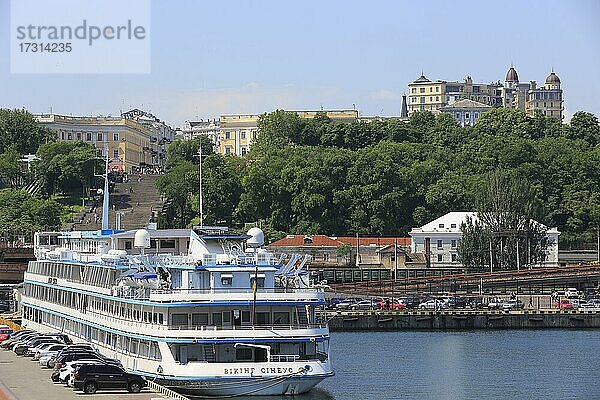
[
  {"xmin": 179, "ymin": 119, "xmax": 220, "ymax": 152},
  {"xmin": 36, "ymin": 110, "xmax": 174, "ymax": 173},
  {"xmin": 407, "ymin": 67, "xmax": 564, "ymax": 120},
  {"xmin": 439, "ymin": 99, "xmax": 492, "ymax": 126},
  {"xmin": 409, "ymin": 212, "xmax": 560, "ymax": 269}
]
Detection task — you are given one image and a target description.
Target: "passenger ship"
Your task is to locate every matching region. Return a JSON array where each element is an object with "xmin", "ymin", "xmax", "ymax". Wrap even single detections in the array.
[{"xmin": 20, "ymin": 223, "xmax": 333, "ymax": 395}]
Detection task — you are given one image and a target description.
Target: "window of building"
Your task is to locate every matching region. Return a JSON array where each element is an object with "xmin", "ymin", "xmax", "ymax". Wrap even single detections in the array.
[
  {"xmin": 76, "ymin": 132, "xmax": 82, "ymax": 140},
  {"xmin": 437, "ymin": 254, "xmax": 443, "ymax": 262},
  {"xmin": 436, "ymin": 87, "xmax": 440, "ymax": 92},
  {"xmin": 436, "ymin": 96, "xmax": 439, "ymax": 101},
  {"xmin": 451, "ymin": 254, "xmax": 457, "ymax": 262},
  {"xmin": 97, "ymin": 133, "xmax": 103, "ymax": 141},
  {"xmin": 437, "ymin": 239, "xmax": 443, "ymax": 249},
  {"xmin": 61, "ymin": 132, "xmax": 66, "ymax": 140},
  {"xmin": 420, "ymin": 88, "xmax": 425, "ymax": 93},
  {"xmin": 86, "ymin": 132, "xmax": 92, "ymax": 141},
  {"xmin": 225, "ymin": 146, "xmax": 232, "ymax": 154},
  {"xmin": 323, "ymin": 253, "xmax": 330, "ymax": 262},
  {"xmin": 429, "ymin": 96, "xmax": 433, "ymax": 102},
  {"xmin": 241, "ymin": 132, "xmax": 246, "ymax": 139},
  {"xmin": 420, "ymin": 105, "xmax": 425, "ymax": 111},
  {"xmin": 412, "ymin": 88, "xmax": 416, "ymax": 93},
  {"xmin": 456, "ymin": 112, "xmax": 460, "ymax": 119},
  {"xmin": 451, "ymin": 239, "xmax": 457, "ymax": 248},
  {"xmin": 113, "ymin": 149, "xmax": 119, "ymax": 159},
  {"xmin": 241, "ymin": 147, "xmax": 247, "ymax": 156},
  {"xmin": 225, "ymin": 131, "xmax": 231, "ymax": 140},
  {"xmin": 113, "ymin": 133, "xmax": 119, "ymax": 141},
  {"xmin": 465, "ymin": 113, "xmax": 470, "ymax": 119},
  {"xmin": 67, "ymin": 132, "xmax": 72, "ymax": 140},
  {"xmin": 420, "ymin": 97, "xmax": 425, "ymax": 103},
  {"xmin": 429, "ymin": 87, "xmax": 433, "ymax": 93}
]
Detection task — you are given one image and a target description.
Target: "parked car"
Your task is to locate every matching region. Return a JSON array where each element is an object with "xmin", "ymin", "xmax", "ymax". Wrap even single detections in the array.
[
  {"xmin": 583, "ymin": 288, "xmax": 597, "ymax": 300},
  {"xmin": 34, "ymin": 343, "xmax": 67, "ymax": 361},
  {"xmin": 0, "ymin": 326, "xmax": 13, "ymax": 343},
  {"xmin": 53, "ymin": 351, "xmax": 121, "ymax": 371},
  {"xmin": 399, "ymin": 296, "xmax": 422, "ymax": 309},
  {"xmin": 1, "ymin": 330, "xmax": 35, "ymax": 349},
  {"xmin": 554, "ymin": 299, "xmax": 574, "ymax": 309},
  {"xmin": 501, "ymin": 300, "xmax": 524, "ymax": 310},
  {"xmin": 15, "ymin": 336, "xmax": 62, "ymax": 355},
  {"xmin": 378, "ymin": 299, "xmax": 406, "ymax": 310},
  {"xmin": 0, "ymin": 300, "xmax": 10, "ymax": 312},
  {"xmin": 47, "ymin": 344, "xmax": 99, "ymax": 368},
  {"xmin": 418, "ymin": 299, "xmax": 448, "ymax": 310},
  {"xmin": 60, "ymin": 360, "xmax": 108, "ymax": 384},
  {"xmin": 487, "ymin": 298, "xmax": 504, "ymax": 309},
  {"xmin": 467, "ymin": 297, "xmax": 485, "ymax": 309},
  {"xmin": 565, "ymin": 288, "xmax": 580, "ymax": 299},
  {"xmin": 350, "ymin": 300, "xmax": 379, "ymax": 310},
  {"xmin": 334, "ymin": 298, "xmax": 361, "ymax": 310},
  {"xmin": 72, "ymin": 363, "xmax": 147, "ymax": 394}
]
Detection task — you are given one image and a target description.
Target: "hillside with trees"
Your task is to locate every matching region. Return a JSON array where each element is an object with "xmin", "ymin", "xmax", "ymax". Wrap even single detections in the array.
[{"xmin": 158, "ymin": 108, "xmax": 600, "ymax": 249}]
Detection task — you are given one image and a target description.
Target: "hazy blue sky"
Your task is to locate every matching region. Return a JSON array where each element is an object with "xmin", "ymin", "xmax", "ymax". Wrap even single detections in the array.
[{"xmin": 1, "ymin": 0, "xmax": 599, "ymax": 126}]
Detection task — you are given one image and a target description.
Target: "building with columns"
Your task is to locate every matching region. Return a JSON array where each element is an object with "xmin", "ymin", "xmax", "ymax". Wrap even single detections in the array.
[{"xmin": 36, "ymin": 110, "xmax": 174, "ymax": 173}]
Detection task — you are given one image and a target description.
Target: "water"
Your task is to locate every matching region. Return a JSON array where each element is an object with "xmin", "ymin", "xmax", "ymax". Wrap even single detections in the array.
[{"xmin": 255, "ymin": 330, "xmax": 600, "ymax": 400}]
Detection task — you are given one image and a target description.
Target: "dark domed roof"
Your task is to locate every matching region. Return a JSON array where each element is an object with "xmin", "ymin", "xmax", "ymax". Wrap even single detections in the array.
[
  {"xmin": 414, "ymin": 74, "xmax": 431, "ymax": 83},
  {"xmin": 505, "ymin": 67, "xmax": 519, "ymax": 82},
  {"xmin": 545, "ymin": 72, "xmax": 560, "ymax": 84}
]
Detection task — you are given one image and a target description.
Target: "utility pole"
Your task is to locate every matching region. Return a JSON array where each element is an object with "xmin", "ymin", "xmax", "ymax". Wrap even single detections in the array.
[
  {"xmin": 197, "ymin": 146, "xmax": 204, "ymax": 228},
  {"xmin": 516, "ymin": 237, "xmax": 520, "ymax": 272},
  {"xmin": 489, "ymin": 238, "xmax": 493, "ymax": 273}
]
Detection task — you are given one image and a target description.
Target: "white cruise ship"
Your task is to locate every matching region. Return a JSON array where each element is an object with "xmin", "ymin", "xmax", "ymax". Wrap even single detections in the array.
[{"xmin": 20, "ymin": 224, "xmax": 333, "ymax": 396}]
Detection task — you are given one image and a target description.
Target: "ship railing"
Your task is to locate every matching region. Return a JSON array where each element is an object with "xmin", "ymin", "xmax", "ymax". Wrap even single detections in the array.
[
  {"xmin": 270, "ymin": 354, "xmax": 300, "ymax": 362},
  {"xmin": 166, "ymin": 323, "xmax": 328, "ymax": 331},
  {"xmin": 149, "ymin": 287, "xmax": 322, "ymax": 295}
]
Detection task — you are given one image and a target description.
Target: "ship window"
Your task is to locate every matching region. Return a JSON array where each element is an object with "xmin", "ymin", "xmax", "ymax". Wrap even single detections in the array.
[
  {"xmin": 125, "ymin": 241, "xmax": 132, "ymax": 250},
  {"xmin": 241, "ymin": 311, "xmax": 251, "ymax": 324},
  {"xmin": 256, "ymin": 312, "xmax": 270, "ymax": 325},
  {"xmin": 221, "ymin": 274, "xmax": 233, "ymax": 286},
  {"xmin": 250, "ymin": 276, "xmax": 265, "ymax": 289},
  {"xmin": 222, "ymin": 311, "xmax": 231, "ymax": 324},
  {"xmin": 273, "ymin": 312, "xmax": 290, "ymax": 325},
  {"xmin": 158, "ymin": 313, "xmax": 164, "ymax": 324},
  {"xmin": 172, "ymin": 313, "xmax": 188, "ymax": 326},
  {"xmin": 160, "ymin": 239, "xmax": 176, "ymax": 249},
  {"xmin": 192, "ymin": 313, "xmax": 209, "ymax": 326},
  {"xmin": 235, "ymin": 347, "xmax": 253, "ymax": 361},
  {"xmin": 212, "ymin": 312, "xmax": 222, "ymax": 326},
  {"xmin": 150, "ymin": 240, "xmax": 157, "ymax": 249}
]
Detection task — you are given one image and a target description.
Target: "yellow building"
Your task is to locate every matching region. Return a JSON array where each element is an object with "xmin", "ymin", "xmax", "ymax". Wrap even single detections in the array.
[
  {"xmin": 407, "ymin": 75, "xmax": 447, "ymax": 114},
  {"xmin": 524, "ymin": 71, "xmax": 564, "ymax": 119},
  {"xmin": 36, "ymin": 112, "xmax": 172, "ymax": 173},
  {"xmin": 217, "ymin": 109, "xmax": 359, "ymax": 156}
]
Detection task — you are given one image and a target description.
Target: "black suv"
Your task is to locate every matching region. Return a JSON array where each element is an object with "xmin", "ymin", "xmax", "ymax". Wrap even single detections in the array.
[{"xmin": 72, "ymin": 364, "xmax": 146, "ymax": 394}]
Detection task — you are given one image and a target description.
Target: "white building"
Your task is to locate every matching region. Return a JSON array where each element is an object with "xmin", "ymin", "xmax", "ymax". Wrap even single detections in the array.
[
  {"xmin": 409, "ymin": 211, "xmax": 560, "ymax": 268},
  {"xmin": 180, "ymin": 119, "xmax": 220, "ymax": 152},
  {"xmin": 439, "ymin": 99, "xmax": 492, "ymax": 126}
]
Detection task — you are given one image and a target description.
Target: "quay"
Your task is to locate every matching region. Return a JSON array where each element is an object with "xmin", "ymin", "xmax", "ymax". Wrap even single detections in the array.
[
  {"xmin": 0, "ymin": 347, "xmax": 179, "ymax": 400},
  {"xmin": 323, "ymin": 309, "xmax": 600, "ymax": 331}
]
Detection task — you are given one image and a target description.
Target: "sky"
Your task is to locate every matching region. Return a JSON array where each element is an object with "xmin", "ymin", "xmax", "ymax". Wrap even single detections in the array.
[{"xmin": 1, "ymin": 0, "xmax": 599, "ymax": 127}]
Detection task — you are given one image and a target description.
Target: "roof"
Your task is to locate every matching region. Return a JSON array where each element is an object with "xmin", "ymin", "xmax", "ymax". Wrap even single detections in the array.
[
  {"xmin": 410, "ymin": 212, "xmax": 560, "ymax": 235},
  {"xmin": 111, "ymin": 229, "xmax": 192, "ymax": 239},
  {"xmin": 440, "ymin": 99, "xmax": 492, "ymax": 110},
  {"xmin": 505, "ymin": 67, "xmax": 519, "ymax": 82},
  {"xmin": 267, "ymin": 235, "xmax": 411, "ymax": 247},
  {"xmin": 545, "ymin": 72, "xmax": 560, "ymax": 84},
  {"xmin": 413, "ymin": 74, "xmax": 431, "ymax": 83}
]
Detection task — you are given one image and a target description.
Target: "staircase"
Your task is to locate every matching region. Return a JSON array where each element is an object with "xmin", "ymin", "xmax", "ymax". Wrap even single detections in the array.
[{"xmin": 72, "ymin": 175, "xmax": 164, "ymax": 231}]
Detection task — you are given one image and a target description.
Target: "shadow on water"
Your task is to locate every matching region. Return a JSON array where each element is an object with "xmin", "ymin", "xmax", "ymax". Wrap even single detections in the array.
[{"xmin": 187, "ymin": 388, "xmax": 336, "ymax": 400}]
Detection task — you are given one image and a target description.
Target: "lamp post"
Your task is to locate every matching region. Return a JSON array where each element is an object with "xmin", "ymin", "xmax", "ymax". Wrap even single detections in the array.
[{"xmin": 196, "ymin": 146, "xmax": 204, "ymax": 228}]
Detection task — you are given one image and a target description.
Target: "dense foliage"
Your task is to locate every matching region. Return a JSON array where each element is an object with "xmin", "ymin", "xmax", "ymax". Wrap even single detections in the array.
[{"xmin": 159, "ymin": 108, "xmax": 600, "ymax": 248}]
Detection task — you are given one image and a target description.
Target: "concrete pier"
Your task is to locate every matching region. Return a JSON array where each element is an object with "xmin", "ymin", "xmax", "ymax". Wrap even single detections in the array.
[
  {"xmin": 0, "ymin": 349, "xmax": 167, "ymax": 400},
  {"xmin": 324, "ymin": 310, "xmax": 600, "ymax": 331}
]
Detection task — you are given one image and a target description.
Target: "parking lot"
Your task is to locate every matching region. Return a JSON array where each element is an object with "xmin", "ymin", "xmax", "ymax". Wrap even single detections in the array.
[{"xmin": 0, "ymin": 349, "xmax": 166, "ymax": 400}]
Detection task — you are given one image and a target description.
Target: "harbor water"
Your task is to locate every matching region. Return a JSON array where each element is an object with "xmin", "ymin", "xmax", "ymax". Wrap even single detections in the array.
[{"xmin": 232, "ymin": 330, "xmax": 599, "ymax": 400}]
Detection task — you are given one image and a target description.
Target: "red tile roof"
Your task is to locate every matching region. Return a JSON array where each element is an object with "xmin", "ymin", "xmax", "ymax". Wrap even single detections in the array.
[{"xmin": 268, "ymin": 235, "xmax": 411, "ymax": 247}]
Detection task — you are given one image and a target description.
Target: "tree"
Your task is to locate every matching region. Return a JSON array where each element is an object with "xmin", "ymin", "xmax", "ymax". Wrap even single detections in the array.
[
  {"xmin": 0, "ymin": 109, "xmax": 54, "ymax": 154},
  {"xmin": 155, "ymin": 161, "xmax": 197, "ymax": 228},
  {"xmin": 35, "ymin": 141, "xmax": 100, "ymax": 195},
  {"xmin": 164, "ymin": 136, "xmax": 214, "ymax": 170},
  {"xmin": 0, "ymin": 148, "xmax": 24, "ymax": 189},
  {"xmin": 460, "ymin": 170, "xmax": 549, "ymax": 271},
  {"xmin": 568, "ymin": 111, "xmax": 600, "ymax": 146}
]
